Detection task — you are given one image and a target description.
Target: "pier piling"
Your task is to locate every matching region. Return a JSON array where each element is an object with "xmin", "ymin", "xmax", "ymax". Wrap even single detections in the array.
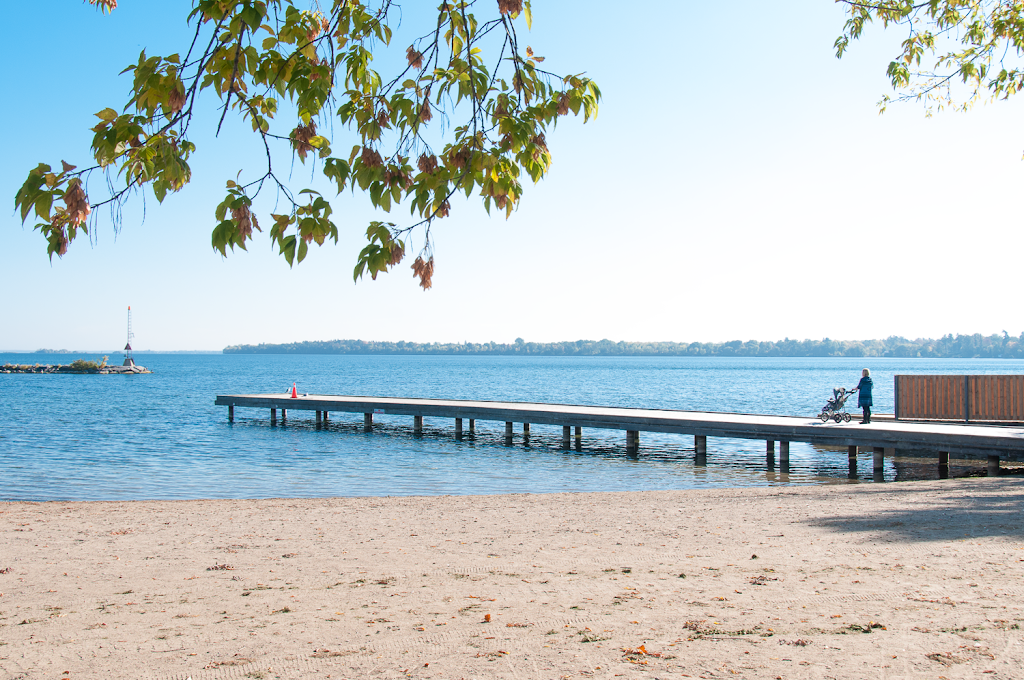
[
  {"xmin": 228, "ymin": 405, "xmax": 234, "ymax": 423},
  {"xmin": 505, "ymin": 421, "xmax": 513, "ymax": 445},
  {"xmin": 469, "ymin": 419, "xmax": 475, "ymax": 433},
  {"xmin": 626, "ymin": 430, "xmax": 640, "ymax": 454},
  {"xmin": 455, "ymin": 418, "xmax": 463, "ymax": 438},
  {"xmin": 414, "ymin": 415, "xmax": 423, "ymax": 434},
  {"xmin": 779, "ymin": 441, "xmax": 789, "ymax": 468},
  {"xmin": 270, "ymin": 408, "xmax": 276, "ymax": 426},
  {"xmin": 873, "ymin": 447, "xmax": 884, "ymax": 474},
  {"xmin": 363, "ymin": 413, "xmax": 372, "ymax": 432},
  {"xmin": 562, "ymin": 426, "xmax": 571, "ymax": 448},
  {"xmin": 988, "ymin": 454, "xmax": 1000, "ymax": 477},
  {"xmin": 316, "ymin": 410, "xmax": 322, "ymax": 427}
]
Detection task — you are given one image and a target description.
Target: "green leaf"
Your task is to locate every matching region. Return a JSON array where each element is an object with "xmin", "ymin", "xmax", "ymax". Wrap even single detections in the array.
[
  {"xmin": 33, "ymin": 193, "xmax": 54, "ymax": 222},
  {"xmin": 153, "ymin": 180, "xmax": 169, "ymax": 203},
  {"xmin": 297, "ymin": 238, "xmax": 308, "ymax": 264},
  {"xmin": 524, "ymin": 0, "xmax": 532, "ymax": 29},
  {"xmin": 279, "ymin": 234, "xmax": 297, "ymax": 266},
  {"xmin": 95, "ymin": 108, "xmax": 118, "ymax": 122}
]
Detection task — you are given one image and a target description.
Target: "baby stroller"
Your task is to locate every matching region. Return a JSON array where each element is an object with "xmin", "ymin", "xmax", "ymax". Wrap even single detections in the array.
[{"xmin": 819, "ymin": 387, "xmax": 853, "ymax": 423}]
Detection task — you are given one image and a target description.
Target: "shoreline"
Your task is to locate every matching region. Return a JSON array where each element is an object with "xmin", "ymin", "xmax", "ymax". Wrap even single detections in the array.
[{"xmin": 2, "ymin": 480, "xmax": 1023, "ymax": 679}]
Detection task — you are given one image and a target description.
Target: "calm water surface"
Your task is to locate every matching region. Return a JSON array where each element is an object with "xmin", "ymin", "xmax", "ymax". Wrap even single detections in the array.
[{"xmin": 1, "ymin": 354, "xmax": 1021, "ymax": 501}]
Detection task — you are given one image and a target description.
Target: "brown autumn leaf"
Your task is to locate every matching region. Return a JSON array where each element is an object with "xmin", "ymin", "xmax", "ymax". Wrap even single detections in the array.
[
  {"xmin": 411, "ymin": 255, "xmax": 434, "ymax": 290},
  {"xmin": 61, "ymin": 161, "xmax": 77, "ymax": 174},
  {"xmin": 417, "ymin": 153, "xmax": 438, "ymax": 173},
  {"xmin": 360, "ymin": 146, "xmax": 383, "ymax": 168},
  {"xmin": 387, "ymin": 242, "xmax": 405, "ymax": 266},
  {"xmin": 418, "ymin": 99, "xmax": 432, "ymax": 123},
  {"xmin": 63, "ymin": 180, "xmax": 91, "ymax": 227},
  {"xmin": 291, "ymin": 121, "xmax": 317, "ymax": 160},
  {"xmin": 530, "ymin": 133, "xmax": 548, "ymax": 159},
  {"xmin": 231, "ymin": 203, "xmax": 260, "ymax": 240},
  {"xmin": 557, "ymin": 92, "xmax": 570, "ymax": 116},
  {"xmin": 449, "ymin": 146, "xmax": 471, "ymax": 171},
  {"xmin": 406, "ymin": 45, "xmax": 423, "ymax": 70},
  {"xmin": 497, "ymin": 0, "xmax": 522, "ymax": 16},
  {"xmin": 168, "ymin": 87, "xmax": 186, "ymax": 113}
]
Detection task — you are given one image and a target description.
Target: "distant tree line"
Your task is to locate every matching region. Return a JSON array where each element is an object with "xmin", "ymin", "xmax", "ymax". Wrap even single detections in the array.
[{"xmin": 223, "ymin": 333, "xmax": 1024, "ymax": 358}]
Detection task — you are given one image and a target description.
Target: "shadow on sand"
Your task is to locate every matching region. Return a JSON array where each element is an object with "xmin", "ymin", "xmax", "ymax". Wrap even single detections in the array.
[{"xmin": 801, "ymin": 478, "xmax": 1024, "ymax": 542}]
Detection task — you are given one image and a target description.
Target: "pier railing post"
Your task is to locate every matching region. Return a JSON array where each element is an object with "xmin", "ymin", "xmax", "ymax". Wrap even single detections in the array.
[{"xmin": 364, "ymin": 413, "xmax": 373, "ymax": 432}]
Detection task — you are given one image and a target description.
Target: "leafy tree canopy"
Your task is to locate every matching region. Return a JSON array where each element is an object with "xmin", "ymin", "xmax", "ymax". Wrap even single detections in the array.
[
  {"xmin": 14, "ymin": 0, "xmax": 600, "ymax": 288},
  {"xmin": 836, "ymin": 0, "xmax": 1024, "ymax": 115}
]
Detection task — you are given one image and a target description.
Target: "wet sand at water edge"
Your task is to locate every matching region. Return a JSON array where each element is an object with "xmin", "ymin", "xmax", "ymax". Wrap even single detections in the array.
[{"xmin": 2, "ymin": 479, "xmax": 1023, "ymax": 679}]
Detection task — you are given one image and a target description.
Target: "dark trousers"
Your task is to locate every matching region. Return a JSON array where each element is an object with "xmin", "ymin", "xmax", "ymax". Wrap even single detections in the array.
[{"xmin": 861, "ymin": 405, "xmax": 871, "ymax": 423}]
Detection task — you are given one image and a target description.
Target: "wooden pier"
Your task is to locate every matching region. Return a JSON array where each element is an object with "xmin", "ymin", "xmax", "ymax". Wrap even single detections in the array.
[
  {"xmin": 214, "ymin": 391, "xmax": 1024, "ymax": 475},
  {"xmin": 216, "ymin": 393, "xmax": 1024, "ymax": 475}
]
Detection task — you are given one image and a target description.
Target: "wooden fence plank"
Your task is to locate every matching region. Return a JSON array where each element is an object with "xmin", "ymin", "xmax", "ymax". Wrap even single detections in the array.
[{"xmin": 898, "ymin": 375, "xmax": 1024, "ymax": 422}]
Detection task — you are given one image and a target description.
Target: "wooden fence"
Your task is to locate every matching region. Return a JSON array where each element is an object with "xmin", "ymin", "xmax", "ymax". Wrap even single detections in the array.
[{"xmin": 895, "ymin": 375, "xmax": 1024, "ymax": 422}]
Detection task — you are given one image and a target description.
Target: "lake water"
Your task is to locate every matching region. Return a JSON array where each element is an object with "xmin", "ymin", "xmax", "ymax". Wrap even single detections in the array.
[{"xmin": 2, "ymin": 354, "xmax": 1022, "ymax": 501}]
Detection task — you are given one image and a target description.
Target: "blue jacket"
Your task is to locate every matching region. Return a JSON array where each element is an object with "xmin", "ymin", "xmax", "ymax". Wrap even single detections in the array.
[{"xmin": 857, "ymin": 376, "xmax": 873, "ymax": 407}]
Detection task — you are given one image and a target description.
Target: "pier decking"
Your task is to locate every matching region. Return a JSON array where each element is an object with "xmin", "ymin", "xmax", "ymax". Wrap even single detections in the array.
[{"xmin": 216, "ymin": 393, "xmax": 1024, "ymax": 474}]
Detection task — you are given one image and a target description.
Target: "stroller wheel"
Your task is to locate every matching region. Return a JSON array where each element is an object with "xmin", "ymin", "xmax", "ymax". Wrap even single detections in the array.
[
  {"xmin": 819, "ymin": 412, "xmax": 830, "ymax": 423},
  {"xmin": 833, "ymin": 413, "xmax": 843, "ymax": 423},
  {"xmin": 843, "ymin": 412, "xmax": 852, "ymax": 423}
]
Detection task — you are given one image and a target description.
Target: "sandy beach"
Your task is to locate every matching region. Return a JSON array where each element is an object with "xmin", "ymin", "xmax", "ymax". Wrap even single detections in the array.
[{"xmin": 2, "ymin": 479, "xmax": 1023, "ymax": 679}]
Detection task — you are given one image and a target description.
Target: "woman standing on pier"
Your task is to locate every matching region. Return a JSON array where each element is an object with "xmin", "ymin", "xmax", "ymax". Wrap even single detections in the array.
[{"xmin": 855, "ymin": 368, "xmax": 873, "ymax": 424}]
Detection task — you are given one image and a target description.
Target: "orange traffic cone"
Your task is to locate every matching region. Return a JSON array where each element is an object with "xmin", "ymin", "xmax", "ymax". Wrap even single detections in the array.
[{"xmin": 291, "ymin": 383, "xmax": 298, "ymax": 398}]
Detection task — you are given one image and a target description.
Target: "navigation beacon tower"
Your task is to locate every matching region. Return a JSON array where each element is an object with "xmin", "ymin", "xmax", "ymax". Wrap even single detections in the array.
[{"xmin": 123, "ymin": 306, "xmax": 136, "ymax": 367}]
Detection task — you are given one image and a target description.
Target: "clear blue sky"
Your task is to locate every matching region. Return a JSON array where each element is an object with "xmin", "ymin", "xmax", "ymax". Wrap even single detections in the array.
[{"xmin": 3, "ymin": 1, "xmax": 1022, "ymax": 351}]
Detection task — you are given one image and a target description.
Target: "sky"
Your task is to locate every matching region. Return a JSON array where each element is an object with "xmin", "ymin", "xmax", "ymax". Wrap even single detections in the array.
[{"xmin": 3, "ymin": 1, "xmax": 1023, "ymax": 351}]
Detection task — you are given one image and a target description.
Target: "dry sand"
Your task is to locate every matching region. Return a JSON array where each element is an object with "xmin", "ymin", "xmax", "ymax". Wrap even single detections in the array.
[{"xmin": 1, "ymin": 479, "xmax": 1023, "ymax": 680}]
